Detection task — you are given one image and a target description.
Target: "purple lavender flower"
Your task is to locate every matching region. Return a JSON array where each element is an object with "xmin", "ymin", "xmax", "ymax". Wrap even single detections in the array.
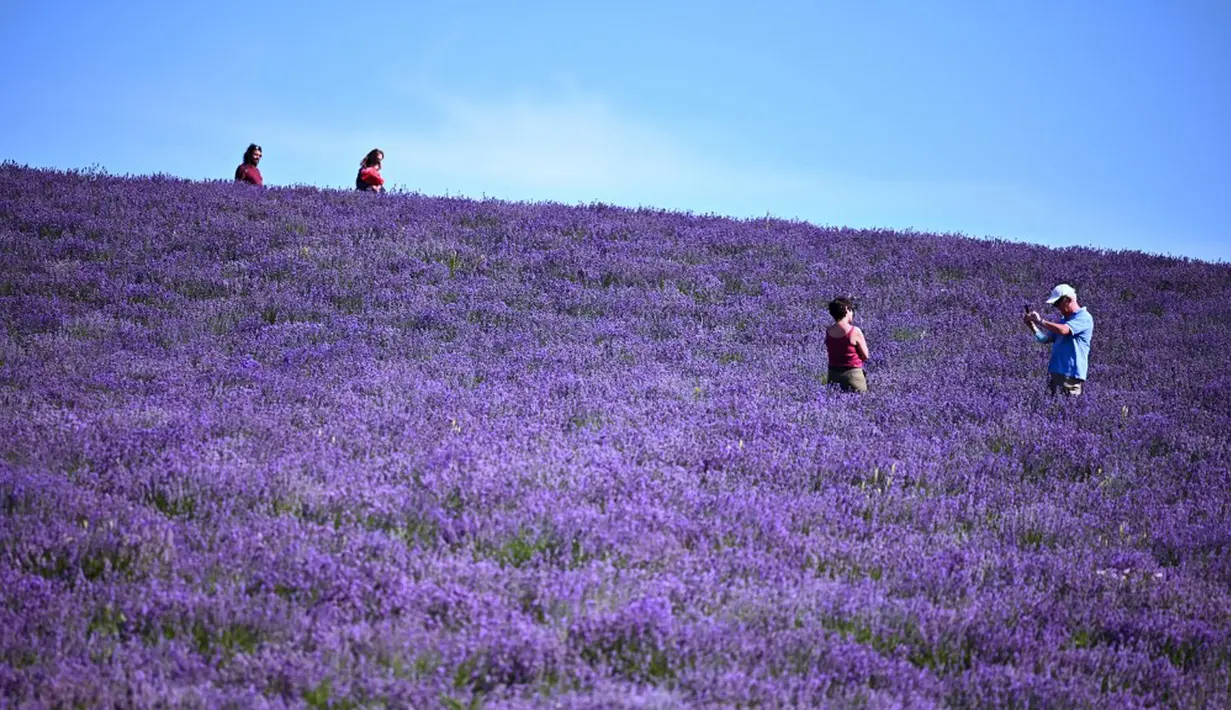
[{"xmin": 2, "ymin": 163, "xmax": 1229, "ymax": 707}]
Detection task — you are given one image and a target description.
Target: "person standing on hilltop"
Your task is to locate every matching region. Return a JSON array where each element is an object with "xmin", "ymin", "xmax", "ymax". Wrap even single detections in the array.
[
  {"xmin": 825, "ymin": 297, "xmax": 870, "ymax": 393},
  {"xmin": 234, "ymin": 144, "xmax": 264, "ymax": 186},
  {"xmin": 1025, "ymin": 283, "xmax": 1094, "ymax": 396},
  {"xmin": 356, "ymin": 149, "xmax": 385, "ymax": 192}
]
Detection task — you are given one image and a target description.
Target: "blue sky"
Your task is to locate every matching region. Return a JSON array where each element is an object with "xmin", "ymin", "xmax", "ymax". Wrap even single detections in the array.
[{"xmin": 2, "ymin": 1, "xmax": 1228, "ymax": 262}]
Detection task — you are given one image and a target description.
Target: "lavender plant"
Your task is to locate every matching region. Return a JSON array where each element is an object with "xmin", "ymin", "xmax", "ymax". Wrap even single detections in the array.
[{"xmin": 2, "ymin": 164, "xmax": 1229, "ymax": 708}]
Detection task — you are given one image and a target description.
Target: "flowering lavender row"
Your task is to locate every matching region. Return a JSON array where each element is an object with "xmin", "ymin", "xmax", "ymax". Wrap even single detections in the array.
[{"xmin": 1, "ymin": 163, "xmax": 1229, "ymax": 708}]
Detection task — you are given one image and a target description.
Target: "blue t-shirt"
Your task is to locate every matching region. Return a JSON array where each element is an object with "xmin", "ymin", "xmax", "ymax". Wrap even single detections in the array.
[{"xmin": 1047, "ymin": 308, "xmax": 1094, "ymax": 379}]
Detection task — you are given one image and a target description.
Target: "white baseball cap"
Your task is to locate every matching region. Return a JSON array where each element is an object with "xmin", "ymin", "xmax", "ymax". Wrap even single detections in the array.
[{"xmin": 1045, "ymin": 283, "xmax": 1077, "ymax": 304}]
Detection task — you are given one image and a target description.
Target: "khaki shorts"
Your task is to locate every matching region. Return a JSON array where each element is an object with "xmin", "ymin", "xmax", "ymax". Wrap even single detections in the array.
[
  {"xmin": 1048, "ymin": 372, "xmax": 1083, "ymax": 396},
  {"xmin": 828, "ymin": 367, "xmax": 868, "ymax": 393}
]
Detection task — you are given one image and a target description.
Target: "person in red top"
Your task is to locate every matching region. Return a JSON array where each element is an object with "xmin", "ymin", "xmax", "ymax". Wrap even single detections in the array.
[
  {"xmin": 825, "ymin": 297, "xmax": 870, "ymax": 393},
  {"xmin": 234, "ymin": 144, "xmax": 264, "ymax": 186},
  {"xmin": 356, "ymin": 149, "xmax": 385, "ymax": 192}
]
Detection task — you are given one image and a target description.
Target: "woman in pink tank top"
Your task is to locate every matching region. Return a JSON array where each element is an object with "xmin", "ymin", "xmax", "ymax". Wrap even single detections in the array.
[{"xmin": 825, "ymin": 297, "xmax": 870, "ymax": 393}]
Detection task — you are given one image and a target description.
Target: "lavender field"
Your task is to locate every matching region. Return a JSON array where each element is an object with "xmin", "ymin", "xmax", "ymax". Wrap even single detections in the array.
[{"xmin": 1, "ymin": 164, "xmax": 1229, "ymax": 708}]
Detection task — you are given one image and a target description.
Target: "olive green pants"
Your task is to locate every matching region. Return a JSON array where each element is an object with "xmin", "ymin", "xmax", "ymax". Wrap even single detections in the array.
[{"xmin": 828, "ymin": 367, "xmax": 868, "ymax": 393}]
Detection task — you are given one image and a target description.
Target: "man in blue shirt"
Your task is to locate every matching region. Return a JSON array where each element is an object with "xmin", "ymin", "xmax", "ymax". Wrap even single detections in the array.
[{"xmin": 1025, "ymin": 283, "xmax": 1094, "ymax": 396}]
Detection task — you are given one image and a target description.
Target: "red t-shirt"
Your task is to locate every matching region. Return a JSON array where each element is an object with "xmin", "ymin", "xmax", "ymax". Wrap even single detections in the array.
[
  {"xmin": 235, "ymin": 163, "xmax": 263, "ymax": 186},
  {"xmin": 825, "ymin": 326, "xmax": 865, "ymax": 369},
  {"xmin": 357, "ymin": 166, "xmax": 384, "ymax": 188}
]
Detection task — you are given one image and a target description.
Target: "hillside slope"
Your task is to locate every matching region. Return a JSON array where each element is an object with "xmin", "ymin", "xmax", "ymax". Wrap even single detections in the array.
[{"xmin": 2, "ymin": 164, "xmax": 1230, "ymax": 707}]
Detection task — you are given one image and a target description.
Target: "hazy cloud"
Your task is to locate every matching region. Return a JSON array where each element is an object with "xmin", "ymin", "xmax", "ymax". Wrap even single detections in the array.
[
  {"xmin": 387, "ymin": 92, "xmax": 705, "ymax": 196},
  {"xmin": 383, "ymin": 90, "xmax": 1047, "ymax": 224}
]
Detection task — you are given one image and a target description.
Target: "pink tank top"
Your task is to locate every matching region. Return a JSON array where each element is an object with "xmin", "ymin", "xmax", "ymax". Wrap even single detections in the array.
[{"xmin": 825, "ymin": 326, "xmax": 864, "ymax": 369}]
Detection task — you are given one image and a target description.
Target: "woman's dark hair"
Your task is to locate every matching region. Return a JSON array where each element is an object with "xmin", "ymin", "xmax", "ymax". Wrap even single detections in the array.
[
  {"xmin": 243, "ymin": 143, "xmax": 262, "ymax": 165},
  {"xmin": 360, "ymin": 149, "xmax": 384, "ymax": 168},
  {"xmin": 828, "ymin": 297, "xmax": 855, "ymax": 321}
]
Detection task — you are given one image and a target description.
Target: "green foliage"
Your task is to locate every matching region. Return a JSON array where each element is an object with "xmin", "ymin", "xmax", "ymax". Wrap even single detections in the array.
[
  {"xmin": 891, "ymin": 327, "xmax": 927, "ymax": 342},
  {"xmin": 87, "ymin": 605, "xmax": 128, "ymax": 638},
  {"xmin": 577, "ymin": 632, "xmax": 674, "ymax": 683},
  {"xmin": 145, "ymin": 487, "xmax": 198, "ymax": 519},
  {"xmin": 937, "ymin": 266, "xmax": 966, "ymax": 282},
  {"xmin": 822, "ymin": 613, "xmax": 973, "ymax": 674},
  {"xmin": 721, "ymin": 275, "xmax": 763, "ymax": 296},
  {"xmin": 24, "ymin": 543, "xmax": 139, "ymax": 585},
  {"xmin": 333, "ymin": 294, "xmax": 364, "ymax": 314},
  {"xmin": 1018, "ymin": 528, "xmax": 1053, "ymax": 550},
  {"xmin": 567, "ymin": 410, "xmax": 605, "ymax": 432},
  {"xmin": 361, "ymin": 512, "xmax": 439, "ymax": 549},
  {"xmin": 478, "ymin": 527, "xmax": 594, "ymax": 570},
  {"xmin": 303, "ymin": 678, "xmax": 361, "ymax": 710},
  {"xmin": 456, "ymin": 213, "xmax": 501, "ymax": 230},
  {"xmin": 675, "ymin": 279, "xmax": 718, "ymax": 304},
  {"xmin": 441, "ymin": 694, "xmax": 485, "ymax": 710},
  {"xmin": 192, "ymin": 621, "xmax": 263, "ymax": 661}
]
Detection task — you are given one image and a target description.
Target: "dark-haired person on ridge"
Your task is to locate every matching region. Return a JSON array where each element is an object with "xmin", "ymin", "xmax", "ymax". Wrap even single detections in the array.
[
  {"xmin": 1025, "ymin": 283, "xmax": 1094, "ymax": 396},
  {"xmin": 356, "ymin": 149, "xmax": 385, "ymax": 192},
  {"xmin": 234, "ymin": 144, "xmax": 264, "ymax": 186},
  {"xmin": 825, "ymin": 297, "xmax": 870, "ymax": 393}
]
